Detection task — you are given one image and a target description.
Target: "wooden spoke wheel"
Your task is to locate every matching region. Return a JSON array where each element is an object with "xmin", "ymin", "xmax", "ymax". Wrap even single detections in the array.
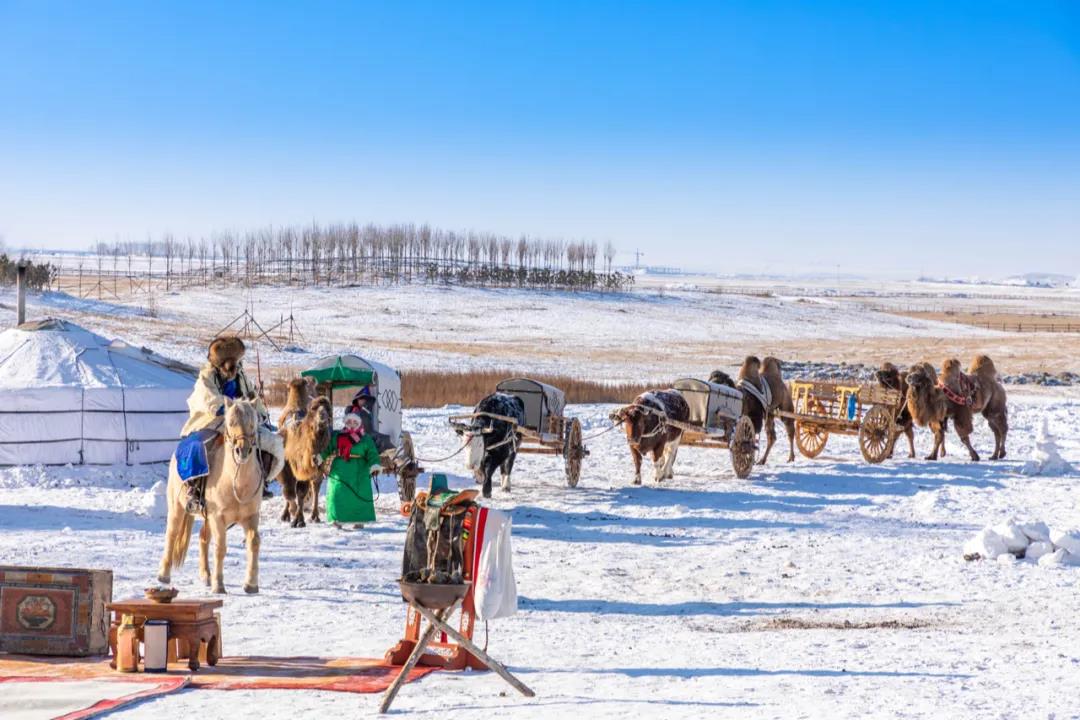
[
  {"xmin": 729, "ymin": 415, "xmax": 757, "ymax": 479},
  {"xmin": 859, "ymin": 404, "xmax": 896, "ymax": 464},
  {"xmin": 795, "ymin": 399, "xmax": 828, "ymax": 458},
  {"xmin": 563, "ymin": 417, "xmax": 585, "ymax": 488}
]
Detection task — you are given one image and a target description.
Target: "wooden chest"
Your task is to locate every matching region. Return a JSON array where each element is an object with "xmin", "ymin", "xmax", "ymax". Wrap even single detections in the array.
[{"xmin": 0, "ymin": 566, "xmax": 113, "ymax": 656}]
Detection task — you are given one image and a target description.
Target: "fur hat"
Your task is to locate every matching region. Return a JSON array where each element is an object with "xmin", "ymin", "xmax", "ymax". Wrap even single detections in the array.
[{"xmin": 208, "ymin": 336, "xmax": 245, "ymax": 376}]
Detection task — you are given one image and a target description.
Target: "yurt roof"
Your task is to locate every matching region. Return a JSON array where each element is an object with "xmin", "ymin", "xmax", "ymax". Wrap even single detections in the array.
[{"xmin": 0, "ymin": 318, "xmax": 197, "ymax": 391}]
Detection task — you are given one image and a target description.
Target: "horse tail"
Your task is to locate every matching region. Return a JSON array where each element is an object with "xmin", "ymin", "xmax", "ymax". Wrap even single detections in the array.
[{"xmin": 170, "ymin": 510, "xmax": 196, "ymax": 568}]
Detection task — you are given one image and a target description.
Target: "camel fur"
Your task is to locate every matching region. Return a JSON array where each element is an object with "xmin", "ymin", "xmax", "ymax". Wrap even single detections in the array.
[{"xmin": 279, "ymin": 395, "xmax": 333, "ymax": 527}]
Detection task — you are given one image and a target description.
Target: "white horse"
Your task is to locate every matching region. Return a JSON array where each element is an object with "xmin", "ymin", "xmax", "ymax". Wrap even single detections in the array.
[{"xmin": 157, "ymin": 398, "xmax": 264, "ymax": 594}]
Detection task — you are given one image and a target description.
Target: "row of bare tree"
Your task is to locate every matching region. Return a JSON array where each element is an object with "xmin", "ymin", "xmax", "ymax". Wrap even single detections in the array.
[{"xmin": 88, "ymin": 223, "xmax": 631, "ymax": 292}]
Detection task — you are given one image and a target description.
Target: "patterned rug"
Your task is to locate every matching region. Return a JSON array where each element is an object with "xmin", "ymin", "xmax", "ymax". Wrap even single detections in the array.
[{"xmin": 0, "ymin": 654, "xmax": 437, "ymax": 694}]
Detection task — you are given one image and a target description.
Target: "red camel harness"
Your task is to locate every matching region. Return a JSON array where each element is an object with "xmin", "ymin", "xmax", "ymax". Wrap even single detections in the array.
[{"xmin": 939, "ymin": 372, "xmax": 977, "ymax": 407}]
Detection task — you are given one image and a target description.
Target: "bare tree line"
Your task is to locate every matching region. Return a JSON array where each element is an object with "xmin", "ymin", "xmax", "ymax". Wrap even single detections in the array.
[{"xmin": 85, "ymin": 223, "xmax": 630, "ymax": 292}]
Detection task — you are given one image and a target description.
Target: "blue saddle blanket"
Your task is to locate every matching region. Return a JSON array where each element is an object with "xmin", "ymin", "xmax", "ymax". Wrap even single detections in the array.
[{"xmin": 175, "ymin": 429, "xmax": 218, "ymax": 483}]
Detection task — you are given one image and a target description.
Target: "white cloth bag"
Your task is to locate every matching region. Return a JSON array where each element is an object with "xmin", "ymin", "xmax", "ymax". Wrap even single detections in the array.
[{"xmin": 473, "ymin": 507, "xmax": 518, "ymax": 621}]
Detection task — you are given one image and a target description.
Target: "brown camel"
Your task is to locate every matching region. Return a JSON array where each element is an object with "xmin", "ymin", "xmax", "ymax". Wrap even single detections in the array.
[
  {"xmin": 279, "ymin": 395, "xmax": 333, "ymax": 527},
  {"xmin": 905, "ymin": 362, "xmax": 952, "ymax": 460},
  {"xmin": 737, "ymin": 355, "xmax": 795, "ymax": 464},
  {"xmin": 940, "ymin": 355, "xmax": 1009, "ymax": 460}
]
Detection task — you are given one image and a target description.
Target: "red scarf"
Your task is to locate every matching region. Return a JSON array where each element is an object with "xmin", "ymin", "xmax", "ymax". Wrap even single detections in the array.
[{"xmin": 336, "ymin": 426, "xmax": 365, "ymax": 460}]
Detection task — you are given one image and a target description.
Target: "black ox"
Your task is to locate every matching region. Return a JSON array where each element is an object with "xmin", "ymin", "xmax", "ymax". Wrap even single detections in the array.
[{"xmin": 455, "ymin": 391, "xmax": 526, "ymax": 498}]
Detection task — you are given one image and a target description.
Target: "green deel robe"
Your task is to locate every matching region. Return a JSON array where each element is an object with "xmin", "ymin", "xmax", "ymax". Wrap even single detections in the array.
[{"xmin": 321, "ymin": 432, "xmax": 382, "ymax": 524}]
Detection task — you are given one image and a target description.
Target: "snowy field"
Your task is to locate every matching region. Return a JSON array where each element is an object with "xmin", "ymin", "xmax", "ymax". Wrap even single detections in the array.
[
  {"xmin": 3, "ymin": 389, "xmax": 1080, "ymax": 718},
  {"xmin": 5, "ymin": 279, "xmax": 1080, "ymax": 380}
]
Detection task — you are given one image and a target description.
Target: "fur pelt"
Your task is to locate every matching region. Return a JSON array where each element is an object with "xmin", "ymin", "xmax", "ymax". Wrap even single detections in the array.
[{"xmin": 208, "ymin": 336, "xmax": 245, "ymax": 378}]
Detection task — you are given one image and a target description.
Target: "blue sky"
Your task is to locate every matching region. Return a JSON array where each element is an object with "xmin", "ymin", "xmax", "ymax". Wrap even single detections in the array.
[{"xmin": 1, "ymin": 1, "xmax": 1078, "ymax": 276}]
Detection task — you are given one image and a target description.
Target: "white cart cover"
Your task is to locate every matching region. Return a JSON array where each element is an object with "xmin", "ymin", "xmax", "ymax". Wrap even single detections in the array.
[
  {"xmin": 673, "ymin": 378, "xmax": 743, "ymax": 431},
  {"xmin": 495, "ymin": 378, "xmax": 566, "ymax": 434}
]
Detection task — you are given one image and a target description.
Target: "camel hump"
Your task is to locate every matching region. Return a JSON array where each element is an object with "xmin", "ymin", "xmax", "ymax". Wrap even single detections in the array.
[
  {"xmin": 762, "ymin": 356, "xmax": 783, "ymax": 377},
  {"xmin": 970, "ymin": 354, "xmax": 997, "ymax": 378},
  {"xmin": 738, "ymin": 355, "xmax": 762, "ymax": 382}
]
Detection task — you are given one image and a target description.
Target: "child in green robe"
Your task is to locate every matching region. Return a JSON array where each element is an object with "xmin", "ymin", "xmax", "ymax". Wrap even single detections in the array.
[{"xmin": 322, "ymin": 407, "xmax": 382, "ymax": 528}]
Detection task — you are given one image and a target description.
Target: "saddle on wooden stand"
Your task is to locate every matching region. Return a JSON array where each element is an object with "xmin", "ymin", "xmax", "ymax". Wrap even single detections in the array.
[{"xmin": 381, "ymin": 475, "xmax": 534, "ymax": 713}]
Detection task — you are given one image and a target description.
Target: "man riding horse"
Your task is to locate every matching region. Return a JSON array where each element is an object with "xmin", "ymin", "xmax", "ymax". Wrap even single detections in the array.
[{"xmin": 174, "ymin": 337, "xmax": 285, "ymax": 513}]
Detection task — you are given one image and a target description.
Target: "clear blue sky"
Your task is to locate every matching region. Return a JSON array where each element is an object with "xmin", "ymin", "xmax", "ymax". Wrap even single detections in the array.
[{"xmin": 1, "ymin": 1, "xmax": 1078, "ymax": 276}]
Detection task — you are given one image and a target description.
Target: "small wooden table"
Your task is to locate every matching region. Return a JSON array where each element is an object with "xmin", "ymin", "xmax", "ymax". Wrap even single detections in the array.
[{"xmin": 107, "ymin": 599, "xmax": 223, "ymax": 672}]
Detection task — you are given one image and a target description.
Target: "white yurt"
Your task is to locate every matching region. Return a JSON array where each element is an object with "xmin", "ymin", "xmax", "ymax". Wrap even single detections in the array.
[{"xmin": 0, "ymin": 318, "xmax": 197, "ymax": 465}]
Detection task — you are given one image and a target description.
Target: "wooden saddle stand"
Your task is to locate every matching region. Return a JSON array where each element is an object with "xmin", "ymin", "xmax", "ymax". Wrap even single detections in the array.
[{"xmin": 381, "ymin": 488, "xmax": 534, "ymax": 713}]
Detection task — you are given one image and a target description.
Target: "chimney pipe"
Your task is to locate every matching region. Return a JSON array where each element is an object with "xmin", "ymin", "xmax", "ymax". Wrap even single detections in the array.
[{"xmin": 16, "ymin": 262, "xmax": 27, "ymax": 326}]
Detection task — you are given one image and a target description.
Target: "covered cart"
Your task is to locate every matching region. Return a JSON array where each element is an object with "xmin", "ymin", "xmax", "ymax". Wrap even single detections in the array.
[
  {"xmin": 670, "ymin": 378, "xmax": 757, "ymax": 479},
  {"xmin": 301, "ymin": 354, "xmax": 419, "ymax": 499},
  {"xmin": 776, "ymin": 380, "xmax": 901, "ymax": 464}
]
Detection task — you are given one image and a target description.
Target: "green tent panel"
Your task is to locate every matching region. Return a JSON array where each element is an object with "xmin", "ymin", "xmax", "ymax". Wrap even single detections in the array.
[{"xmin": 300, "ymin": 357, "xmax": 375, "ymax": 387}]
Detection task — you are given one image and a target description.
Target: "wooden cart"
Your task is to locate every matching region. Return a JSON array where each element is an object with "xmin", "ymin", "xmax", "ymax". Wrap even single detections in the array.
[
  {"xmin": 449, "ymin": 378, "xmax": 589, "ymax": 487},
  {"xmin": 668, "ymin": 378, "xmax": 758, "ymax": 479},
  {"xmin": 776, "ymin": 380, "xmax": 902, "ymax": 464}
]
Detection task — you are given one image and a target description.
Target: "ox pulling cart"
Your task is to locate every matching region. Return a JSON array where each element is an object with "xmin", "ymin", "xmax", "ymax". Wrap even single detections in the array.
[
  {"xmin": 775, "ymin": 380, "xmax": 902, "ymax": 464},
  {"xmin": 449, "ymin": 378, "xmax": 589, "ymax": 488},
  {"xmin": 670, "ymin": 378, "xmax": 758, "ymax": 479}
]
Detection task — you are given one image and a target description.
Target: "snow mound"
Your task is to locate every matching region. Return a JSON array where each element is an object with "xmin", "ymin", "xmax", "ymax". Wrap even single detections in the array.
[
  {"xmin": 964, "ymin": 519, "xmax": 1080, "ymax": 568},
  {"xmin": 1021, "ymin": 419, "xmax": 1076, "ymax": 476},
  {"xmin": 138, "ymin": 480, "xmax": 169, "ymax": 519}
]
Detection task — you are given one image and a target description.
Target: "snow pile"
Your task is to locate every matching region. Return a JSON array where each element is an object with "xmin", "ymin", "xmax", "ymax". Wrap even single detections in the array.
[
  {"xmin": 1021, "ymin": 419, "xmax": 1076, "ymax": 476},
  {"xmin": 138, "ymin": 480, "xmax": 169, "ymax": 519},
  {"xmin": 964, "ymin": 518, "xmax": 1080, "ymax": 566}
]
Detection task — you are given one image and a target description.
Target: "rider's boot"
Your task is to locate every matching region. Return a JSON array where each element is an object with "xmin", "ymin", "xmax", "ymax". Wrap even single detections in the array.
[{"xmin": 184, "ymin": 478, "xmax": 206, "ymax": 514}]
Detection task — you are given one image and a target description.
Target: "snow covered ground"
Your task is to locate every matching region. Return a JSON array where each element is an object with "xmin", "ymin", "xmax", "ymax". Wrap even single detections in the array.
[
  {"xmin": 3, "ymin": 389, "xmax": 1080, "ymax": 718},
  {"xmin": 10, "ymin": 279, "xmax": 1080, "ymax": 382}
]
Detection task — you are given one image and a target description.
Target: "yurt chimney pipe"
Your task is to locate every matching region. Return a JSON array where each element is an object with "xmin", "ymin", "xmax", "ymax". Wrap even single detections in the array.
[{"xmin": 16, "ymin": 262, "xmax": 28, "ymax": 326}]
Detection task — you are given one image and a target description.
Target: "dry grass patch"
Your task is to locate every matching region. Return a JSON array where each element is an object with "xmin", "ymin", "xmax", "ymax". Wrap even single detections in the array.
[{"xmin": 263, "ymin": 367, "xmax": 659, "ymax": 408}]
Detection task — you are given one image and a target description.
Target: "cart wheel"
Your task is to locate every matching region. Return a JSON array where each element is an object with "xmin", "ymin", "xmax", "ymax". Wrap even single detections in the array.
[
  {"xmin": 795, "ymin": 397, "xmax": 828, "ymax": 458},
  {"xmin": 729, "ymin": 415, "xmax": 757, "ymax": 479},
  {"xmin": 563, "ymin": 418, "xmax": 584, "ymax": 488},
  {"xmin": 859, "ymin": 404, "xmax": 896, "ymax": 464}
]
